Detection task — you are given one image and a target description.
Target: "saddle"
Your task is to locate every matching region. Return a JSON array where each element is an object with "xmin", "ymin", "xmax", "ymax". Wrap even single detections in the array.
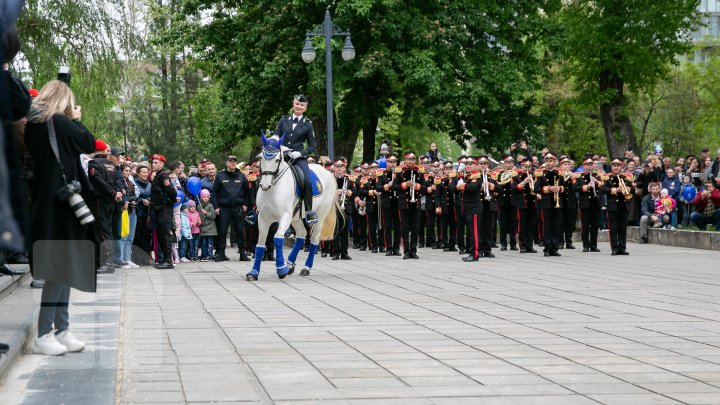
[{"xmin": 289, "ymin": 164, "xmax": 323, "ymax": 199}]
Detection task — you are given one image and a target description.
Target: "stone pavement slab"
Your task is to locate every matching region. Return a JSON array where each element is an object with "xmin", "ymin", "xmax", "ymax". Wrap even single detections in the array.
[{"xmin": 1, "ymin": 240, "xmax": 720, "ymax": 404}]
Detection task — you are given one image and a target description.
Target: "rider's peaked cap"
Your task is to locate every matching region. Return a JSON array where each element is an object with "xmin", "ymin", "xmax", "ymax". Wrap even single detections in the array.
[{"xmin": 294, "ymin": 94, "xmax": 309, "ymax": 103}]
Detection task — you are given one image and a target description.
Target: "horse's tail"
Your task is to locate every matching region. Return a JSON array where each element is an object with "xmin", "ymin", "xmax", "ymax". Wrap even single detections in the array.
[{"xmin": 320, "ymin": 199, "xmax": 344, "ymax": 241}]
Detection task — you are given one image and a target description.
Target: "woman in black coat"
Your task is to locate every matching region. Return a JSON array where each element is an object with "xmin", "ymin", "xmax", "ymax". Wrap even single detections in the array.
[{"xmin": 24, "ymin": 80, "xmax": 96, "ymax": 356}]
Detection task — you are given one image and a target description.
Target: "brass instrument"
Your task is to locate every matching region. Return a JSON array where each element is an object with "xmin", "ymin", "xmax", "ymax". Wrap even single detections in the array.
[
  {"xmin": 357, "ymin": 177, "xmax": 367, "ymax": 216},
  {"xmin": 339, "ymin": 176, "xmax": 348, "ymax": 209},
  {"xmin": 528, "ymin": 170, "xmax": 536, "ymax": 196},
  {"xmin": 497, "ymin": 170, "xmax": 516, "ymax": 185},
  {"xmin": 482, "ymin": 169, "xmax": 492, "ymax": 201},
  {"xmin": 588, "ymin": 173, "xmax": 597, "ymax": 197},
  {"xmin": 409, "ymin": 170, "xmax": 417, "ymax": 203},
  {"xmin": 554, "ymin": 176, "xmax": 560, "ymax": 208},
  {"xmin": 618, "ymin": 174, "xmax": 633, "ymax": 201}
]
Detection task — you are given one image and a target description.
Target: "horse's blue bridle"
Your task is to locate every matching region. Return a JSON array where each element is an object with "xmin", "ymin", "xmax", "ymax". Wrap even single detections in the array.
[{"xmin": 259, "ymin": 148, "xmax": 291, "ymax": 188}]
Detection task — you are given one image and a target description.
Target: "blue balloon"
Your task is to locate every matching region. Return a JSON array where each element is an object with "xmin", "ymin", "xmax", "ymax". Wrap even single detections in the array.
[
  {"xmin": 187, "ymin": 177, "xmax": 202, "ymax": 196},
  {"xmin": 681, "ymin": 185, "xmax": 696, "ymax": 202},
  {"xmin": 174, "ymin": 189, "xmax": 185, "ymax": 207},
  {"xmin": 376, "ymin": 157, "xmax": 387, "ymax": 169}
]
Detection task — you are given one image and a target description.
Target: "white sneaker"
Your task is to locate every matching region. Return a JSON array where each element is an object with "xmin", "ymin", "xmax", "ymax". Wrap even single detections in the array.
[
  {"xmin": 180, "ymin": 258, "xmax": 190, "ymax": 263},
  {"xmin": 121, "ymin": 264, "xmax": 133, "ymax": 269},
  {"xmin": 55, "ymin": 330, "xmax": 85, "ymax": 352},
  {"xmin": 32, "ymin": 333, "xmax": 68, "ymax": 356},
  {"xmin": 126, "ymin": 261, "xmax": 140, "ymax": 268}
]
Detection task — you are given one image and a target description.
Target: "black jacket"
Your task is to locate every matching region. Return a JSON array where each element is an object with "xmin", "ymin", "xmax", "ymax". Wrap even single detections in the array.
[
  {"xmin": 151, "ymin": 169, "xmax": 177, "ymax": 223},
  {"xmin": 640, "ymin": 193, "xmax": 660, "ymax": 218},
  {"xmin": 212, "ymin": 169, "xmax": 253, "ymax": 208},
  {"xmin": 534, "ymin": 169, "xmax": 566, "ymax": 209},
  {"xmin": 376, "ymin": 168, "xmax": 399, "ymax": 207},
  {"xmin": 573, "ymin": 173, "xmax": 602, "ymax": 209},
  {"xmin": 392, "ymin": 166, "xmax": 426, "ymax": 209},
  {"xmin": 88, "ymin": 155, "xmax": 118, "ymax": 202},
  {"xmin": 276, "ymin": 115, "xmax": 317, "ymax": 158},
  {"xmin": 511, "ymin": 172, "xmax": 536, "ymax": 209},
  {"xmin": 602, "ymin": 174, "xmax": 635, "ymax": 212}
]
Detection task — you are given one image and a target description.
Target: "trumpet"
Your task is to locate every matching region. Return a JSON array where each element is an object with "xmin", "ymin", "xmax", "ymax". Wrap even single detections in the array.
[
  {"xmin": 618, "ymin": 174, "xmax": 633, "ymax": 201},
  {"xmin": 588, "ymin": 173, "xmax": 597, "ymax": 197},
  {"xmin": 409, "ymin": 170, "xmax": 417, "ymax": 203},
  {"xmin": 482, "ymin": 169, "xmax": 492, "ymax": 200},
  {"xmin": 553, "ymin": 176, "xmax": 561, "ymax": 208},
  {"xmin": 339, "ymin": 177, "xmax": 348, "ymax": 208},
  {"xmin": 527, "ymin": 171, "xmax": 536, "ymax": 196}
]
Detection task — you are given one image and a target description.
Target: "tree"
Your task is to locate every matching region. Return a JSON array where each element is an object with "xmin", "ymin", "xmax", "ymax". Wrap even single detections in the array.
[{"xmin": 556, "ymin": 0, "xmax": 702, "ymax": 158}]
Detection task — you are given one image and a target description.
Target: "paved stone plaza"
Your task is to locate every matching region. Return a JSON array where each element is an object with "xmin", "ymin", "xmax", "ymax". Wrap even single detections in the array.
[{"xmin": 2, "ymin": 241, "xmax": 720, "ymax": 404}]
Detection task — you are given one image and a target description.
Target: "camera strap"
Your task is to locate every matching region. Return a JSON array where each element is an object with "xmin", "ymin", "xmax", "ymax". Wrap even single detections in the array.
[{"xmin": 47, "ymin": 117, "xmax": 70, "ymax": 185}]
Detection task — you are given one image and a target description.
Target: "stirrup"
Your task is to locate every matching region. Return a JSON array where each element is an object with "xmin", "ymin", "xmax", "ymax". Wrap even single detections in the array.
[{"xmin": 305, "ymin": 210, "xmax": 318, "ymax": 225}]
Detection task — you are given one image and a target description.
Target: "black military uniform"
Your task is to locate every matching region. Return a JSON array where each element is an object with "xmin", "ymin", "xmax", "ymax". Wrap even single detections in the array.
[
  {"xmin": 333, "ymin": 167, "xmax": 356, "ymax": 260},
  {"xmin": 357, "ymin": 170, "xmax": 380, "ymax": 252},
  {"xmin": 559, "ymin": 161, "xmax": 578, "ymax": 250},
  {"xmin": 459, "ymin": 163, "xmax": 483, "ymax": 262},
  {"xmin": 433, "ymin": 170, "xmax": 450, "ymax": 250},
  {"xmin": 88, "ymin": 152, "xmax": 119, "ymax": 271},
  {"xmin": 574, "ymin": 158, "xmax": 603, "ymax": 252},
  {"xmin": 602, "ymin": 159, "xmax": 634, "ymax": 255},
  {"xmin": 392, "ymin": 156, "xmax": 425, "ymax": 259},
  {"xmin": 496, "ymin": 159, "xmax": 518, "ymax": 251},
  {"xmin": 350, "ymin": 167, "xmax": 362, "ymax": 249},
  {"xmin": 512, "ymin": 160, "xmax": 538, "ymax": 253},
  {"xmin": 150, "ymin": 157, "xmax": 177, "ymax": 269},
  {"xmin": 448, "ymin": 170, "xmax": 467, "ymax": 254},
  {"xmin": 376, "ymin": 158, "xmax": 401, "ymax": 256},
  {"xmin": 423, "ymin": 168, "xmax": 439, "ymax": 249},
  {"xmin": 212, "ymin": 157, "xmax": 253, "ymax": 262},
  {"xmin": 478, "ymin": 161, "xmax": 497, "ymax": 258},
  {"xmin": 276, "ymin": 95, "xmax": 318, "ymax": 223}
]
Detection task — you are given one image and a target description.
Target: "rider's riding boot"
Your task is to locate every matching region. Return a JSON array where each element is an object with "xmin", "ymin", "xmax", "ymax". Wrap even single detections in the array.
[{"xmin": 304, "ymin": 187, "xmax": 318, "ymax": 225}]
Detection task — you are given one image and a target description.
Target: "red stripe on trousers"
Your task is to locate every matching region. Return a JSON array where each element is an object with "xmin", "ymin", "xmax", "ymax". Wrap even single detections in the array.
[{"xmin": 473, "ymin": 214, "xmax": 479, "ymax": 259}]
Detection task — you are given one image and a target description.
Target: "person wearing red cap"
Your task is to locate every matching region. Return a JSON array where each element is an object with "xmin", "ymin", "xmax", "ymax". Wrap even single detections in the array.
[
  {"xmin": 602, "ymin": 158, "xmax": 635, "ymax": 255},
  {"xmin": 150, "ymin": 153, "xmax": 177, "ymax": 268},
  {"xmin": 393, "ymin": 152, "xmax": 426, "ymax": 259},
  {"xmin": 511, "ymin": 158, "xmax": 538, "ymax": 253},
  {"xmin": 573, "ymin": 157, "xmax": 603, "ymax": 252},
  {"xmin": 534, "ymin": 153, "xmax": 566, "ymax": 257},
  {"xmin": 457, "ymin": 158, "xmax": 483, "ymax": 262},
  {"xmin": 376, "ymin": 154, "xmax": 401, "ymax": 256},
  {"xmin": 559, "ymin": 157, "xmax": 578, "ymax": 250},
  {"xmin": 497, "ymin": 156, "xmax": 518, "ymax": 251},
  {"xmin": 87, "ymin": 139, "xmax": 123, "ymax": 273},
  {"xmin": 332, "ymin": 161, "xmax": 356, "ymax": 260}
]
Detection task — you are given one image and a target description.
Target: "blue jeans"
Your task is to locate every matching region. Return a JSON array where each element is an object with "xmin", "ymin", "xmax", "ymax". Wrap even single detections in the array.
[
  {"xmin": 120, "ymin": 209, "xmax": 137, "ymax": 263},
  {"xmin": 690, "ymin": 209, "xmax": 720, "ymax": 230},
  {"xmin": 669, "ymin": 212, "xmax": 677, "ymax": 228},
  {"xmin": 189, "ymin": 234, "xmax": 199, "ymax": 259},
  {"xmin": 38, "ymin": 280, "xmax": 70, "ymax": 337},
  {"xmin": 178, "ymin": 238, "xmax": 190, "ymax": 259},
  {"xmin": 200, "ymin": 236, "xmax": 214, "ymax": 258}
]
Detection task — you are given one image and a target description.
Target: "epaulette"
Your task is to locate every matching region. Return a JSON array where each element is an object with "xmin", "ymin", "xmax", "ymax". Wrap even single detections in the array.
[
  {"xmin": 395, "ymin": 167, "xmax": 402, "ymax": 173},
  {"xmin": 247, "ymin": 174, "xmax": 257, "ymax": 182},
  {"xmin": 418, "ymin": 166, "xmax": 426, "ymax": 174},
  {"xmin": 360, "ymin": 177, "xmax": 368, "ymax": 185},
  {"xmin": 424, "ymin": 173, "xmax": 431, "ymax": 180},
  {"xmin": 600, "ymin": 173, "xmax": 610, "ymax": 181},
  {"xmin": 448, "ymin": 171, "xmax": 457, "ymax": 178},
  {"xmin": 434, "ymin": 178, "xmax": 442, "ymax": 185},
  {"xmin": 376, "ymin": 169, "xmax": 384, "ymax": 177},
  {"xmin": 511, "ymin": 170, "xmax": 518, "ymax": 177},
  {"xmin": 348, "ymin": 175, "xmax": 357, "ymax": 182},
  {"xmin": 534, "ymin": 169, "xmax": 544, "ymax": 178},
  {"xmin": 470, "ymin": 172, "xmax": 481, "ymax": 180},
  {"xmin": 572, "ymin": 172, "xmax": 582, "ymax": 179}
]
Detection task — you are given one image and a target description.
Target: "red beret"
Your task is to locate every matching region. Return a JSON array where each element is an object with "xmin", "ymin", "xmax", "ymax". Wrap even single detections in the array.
[
  {"xmin": 151, "ymin": 154, "xmax": 167, "ymax": 163},
  {"xmin": 95, "ymin": 140, "xmax": 108, "ymax": 151},
  {"xmin": 28, "ymin": 88, "xmax": 39, "ymax": 98}
]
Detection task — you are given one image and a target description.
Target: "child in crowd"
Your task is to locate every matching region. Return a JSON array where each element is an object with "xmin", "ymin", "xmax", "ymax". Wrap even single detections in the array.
[
  {"xmin": 656, "ymin": 188, "xmax": 677, "ymax": 229},
  {"xmin": 187, "ymin": 200, "xmax": 202, "ymax": 261},
  {"xmin": 679, "ymin": 175, "xmax": 696, "ymax": 228},
  {"xmin": 198, "ymin": 189, "xmax": 217, "ymax": 262},
  {"xmin": 178, "ymin": 203, "xmax": 192, "ymax": 262},
  {"xmin": 172, "ymin": 200, "xmax": 181, "ymax": 264}
]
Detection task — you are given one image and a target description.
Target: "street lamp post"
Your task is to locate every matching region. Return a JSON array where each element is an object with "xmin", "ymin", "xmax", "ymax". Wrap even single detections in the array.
[{"xmin": 301, "ymin": 8, "xmax": 355, "ymax": 161}]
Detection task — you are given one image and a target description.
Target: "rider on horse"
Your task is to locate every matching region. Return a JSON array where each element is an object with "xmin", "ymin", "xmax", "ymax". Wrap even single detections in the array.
[{"xmin": 275, "ymin": 94, "xmax": 318, "ymax": 224}]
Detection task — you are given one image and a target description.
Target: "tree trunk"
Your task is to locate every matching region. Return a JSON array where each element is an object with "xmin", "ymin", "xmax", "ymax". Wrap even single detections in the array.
[
  {"xmin": 599, "ymin": 70, "xmax": 638, "ymax": 158},
  {"xmin": 362, "ymin": 115, "xmax": 378, "ymax": 164}
]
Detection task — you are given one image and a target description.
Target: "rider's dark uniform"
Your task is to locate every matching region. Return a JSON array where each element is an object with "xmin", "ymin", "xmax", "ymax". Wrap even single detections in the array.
[{"xmin": 276, "ymin": 109, "xmax": 317, "ymax": 223}]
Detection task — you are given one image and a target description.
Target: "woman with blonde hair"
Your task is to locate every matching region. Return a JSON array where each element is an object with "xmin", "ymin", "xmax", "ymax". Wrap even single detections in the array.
[{"xmin": 24, "ymin": 80, "xmax": 96, "ymax": 356}]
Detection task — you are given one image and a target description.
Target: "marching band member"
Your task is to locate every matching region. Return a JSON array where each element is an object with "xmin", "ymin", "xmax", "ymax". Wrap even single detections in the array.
[
  {"xmin": 602, "ymin": 158, "xmax": 635, "ymax": 255},
  {"xmin": 496, "ymin": 156, "xmax": 518, "ymax": 251},
  {"xmin": 478, "ymin": 157, "xmax": 497, "ymax": 258},
  {"xmin": 457, "ymin": 157, "xmax": 483, "ymax": 262},
  {"xmin": 376, "ymin": 155, "xmax": 402, "ymax": 256},
  {"xmin": 332, "ymin": 160, "xmax": 357, "ymax": 260},
  {"xmin": 433, "ymin": 162, "xmax": 453, "ymax": 251},
  {"xmin": 392, "ymin": 152, "xmax": 426, "ymax": 259},
  {"xmin": 418, "ymin": 156, "xmax": 431, "ymax": 247},
  {"xmin": 351, "ymin": 165, "xmax": 362, "ymax": 249},
  {"xmin": 357, "ymin": 164, "xmax": 380, "ymax": 253},
  {"xmin": 574, "ymin": 157, "xmax": 603, "ymax": 252},
  {"xmin": 534, "ymin": 153, "xmax": 565, "ymax": 257},
  {"xmin": 424, "ymin": 161, "xmax": 442, "ymax": 249},
  {"xmin": 450, "ymin": 157, "xmax": 468, "ymax": 254},
  {"xmin": 512, "ymin": 158, "xmax": 538, "ymax": 253},
  {"xmin": 559, "ymin": 157, "xmax": 578, "ymax": 249}
]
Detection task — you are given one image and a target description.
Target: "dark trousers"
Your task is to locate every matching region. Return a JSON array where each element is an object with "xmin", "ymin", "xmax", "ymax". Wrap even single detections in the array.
[
  {"xmin": 133, "ymin": 213, "xmax": 152, "ymax": 263},
  {"xmin": 418, "ymin": 207, "xmax": 427, "ymax": 244},
  {"xmin": 38, "ymin": 280, "xmax": 71, "ymax": 337},
  {"xmin": 536, "ymin": 207, "xmax": 544, "ymax": 243},
  {"xmin": 355, "ymin": 211, "xmax": 366, "ymax": 247},
  {"xmin": 351, "ymin": 211, "xmax": 360, "ymax": 246},
  {"xmin": 580, "ymin": 206, "xmax": 601, "ymax": 248},
  {"xmin": 447, "ymin": 206, "xmax": 457, "ymax": 247},
  {"xmin": 562, "ymin": 207, "xmax": 577, "ymax": 245},
  {"xmin": 542, "ymin": 208, "xmax": 562, "ymax": 252},
  {"xmin": 399, "ymin": 206, "xmax": 420, "ymax": 254},
  {"xmin": 517, "ymin": 207, "xmax": 536, "ymax": 249},
  {"xmin": 92, "ymin": 199, "xmax": 114, "ymax": 267},
  {"xmin": 498, "ymin": 205, "xmax": 517, "ymax": 247},
  {"xmin": 454, "ymin": 205, "xmax": 466, "ymax": 250},
  {"xmin": 156, "ymin": 220, "xmax": 174, "ymax": 264},
  {"xmin": 425, "ymin": 207, "xmax": 437, "ymax": 246},
  {"xmin": 216, "ymin": 206, "xmax": 245, "ymax": 256},
  {"xmin": 381, "ymin": 204, "xmax": 401, "ymax": 251},
  {"xmin": 333, "ymin": 209, "xmax": 349, "ymax": 254},
  {"xmin": 481, "ymin": 206, "xmax": 495, "ymax": 253},
  {"xmin": 465, "ymin": 210, "xmax": 481, "ymax": 259},
  {"xmin": 437, "ymin": 211, "xmax": 449, "ymax": 247},
  {"xmin": 365, "ymin": 212, "xmax": 378, "ymax": 249},
  {"xmin": 607, "ymin": 210, "xmax": 629, "ymax": 252}
]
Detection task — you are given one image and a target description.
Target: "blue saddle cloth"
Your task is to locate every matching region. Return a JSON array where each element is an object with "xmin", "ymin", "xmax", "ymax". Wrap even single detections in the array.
[{"xmin": 295, "ymin": 170, "xmax": 323, "ymax": 199}]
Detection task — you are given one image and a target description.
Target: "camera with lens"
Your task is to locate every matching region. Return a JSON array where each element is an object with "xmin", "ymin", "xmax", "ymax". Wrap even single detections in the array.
[
  {"xmin": 127, "ymin": 195, "xmax": 138, "ymax": 208},
  {"xmin": 57, "ymin": 180, "xmax": 95, "ymax": 225},
  {"xmin": 57, "ymin": 65, "xmax": 71, "ymax": 85}
]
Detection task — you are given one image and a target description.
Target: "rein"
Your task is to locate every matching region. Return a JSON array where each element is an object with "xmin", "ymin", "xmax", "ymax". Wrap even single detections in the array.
[{"xmin": 260, "ymin": 149, "xmax": 293, "ymax": 187}]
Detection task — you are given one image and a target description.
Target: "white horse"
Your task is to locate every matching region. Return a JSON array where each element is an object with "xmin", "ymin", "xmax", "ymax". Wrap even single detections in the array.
[{"xmin": 246, "ymin": 133, "xmax": 341, "ymax": 281}]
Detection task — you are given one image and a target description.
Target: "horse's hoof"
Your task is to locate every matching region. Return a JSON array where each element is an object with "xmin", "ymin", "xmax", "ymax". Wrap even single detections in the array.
[
  {"xmin": 277, "ymin": 265, "xmax": 289, "ymax": 279},
  {"xmin": 246, "ymin": 274, "xmax": 258, "ymax": 281},
  {"xmin": 287, "ymin": 262, "xmax": 295, "ymax": 276},
  {"xmin": 299, "ymin": 268, "xmax": 310, "ymax": 277}
]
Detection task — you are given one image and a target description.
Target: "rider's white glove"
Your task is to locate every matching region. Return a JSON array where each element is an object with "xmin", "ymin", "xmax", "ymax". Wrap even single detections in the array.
[{"xmin": 289, "ymin": 151, "xmax": 302, "ymax": 159}]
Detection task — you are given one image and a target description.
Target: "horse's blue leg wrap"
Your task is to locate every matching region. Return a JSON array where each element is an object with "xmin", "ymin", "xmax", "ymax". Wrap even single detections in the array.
[
  {"xmin": 304, "ymin": 243, "xmax": 319, "ymax": 269},
  {"xmin": 274, "ymin": 237, "xmax": 289, "ymax": 276},
  {"xmin": 247, "ymin": 245, "xmax": 265, "ymax": 278},
  {"xmin": 288, "ymin": 237, "xmax": 305, "ymax": 264}
]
